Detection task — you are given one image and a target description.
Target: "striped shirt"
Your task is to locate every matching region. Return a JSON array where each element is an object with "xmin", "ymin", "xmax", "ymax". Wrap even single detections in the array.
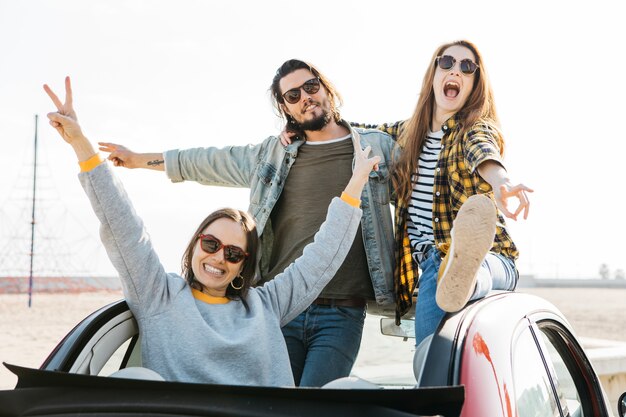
[{"xmin": 407, "ymin": 130, "xmax": 443, "ymax": 261}]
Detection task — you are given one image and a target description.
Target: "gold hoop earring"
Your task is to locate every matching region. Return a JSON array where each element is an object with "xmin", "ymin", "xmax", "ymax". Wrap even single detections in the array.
[{"xmin": 230, "ymin": 274, "xmax": 244, "ymax": 290}]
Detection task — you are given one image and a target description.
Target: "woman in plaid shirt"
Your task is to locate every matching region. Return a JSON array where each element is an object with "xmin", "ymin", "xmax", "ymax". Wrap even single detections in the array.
[{"xmin": 354, "ymin": 40, "xmax": 533, "ymax": 346}]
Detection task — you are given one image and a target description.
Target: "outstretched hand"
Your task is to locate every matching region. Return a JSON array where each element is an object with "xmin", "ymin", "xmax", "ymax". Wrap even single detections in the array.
[
  {"xmin": 494, "ymin": 182, "xmax": 534, "ymax": 220},
  {"xmin": 43, "ymin": 76, "xmax": 84, "ymax": 145},
  {"xmin": 98, "ymin": 142, "xmax": 137, "ymax": 168},
  {"xmin": 477, "ymin": 160, "xmax": 533, "ymax": 221}
]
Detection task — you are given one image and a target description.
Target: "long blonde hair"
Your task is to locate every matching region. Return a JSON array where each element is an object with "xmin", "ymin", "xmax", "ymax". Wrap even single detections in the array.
[{"xmin": 394, "ymin": 40, "xmax": 503, "ymax": 205}]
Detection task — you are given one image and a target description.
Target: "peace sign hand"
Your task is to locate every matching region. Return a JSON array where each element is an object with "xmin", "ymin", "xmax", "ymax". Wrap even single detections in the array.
[{"xmin": 43, "ymin": 76, "xmax": 85, "ymax": 145}]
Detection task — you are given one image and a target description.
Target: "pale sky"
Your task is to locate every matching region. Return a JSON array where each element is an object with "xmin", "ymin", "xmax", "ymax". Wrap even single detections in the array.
[{"xmin": 0, "ymin": 0, "xmax": 624, "ymax": 279}]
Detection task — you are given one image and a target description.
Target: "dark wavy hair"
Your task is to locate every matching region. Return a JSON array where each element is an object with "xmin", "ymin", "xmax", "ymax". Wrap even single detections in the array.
[
  {"xmin": 270, "ymin": 59, "xmax": 343, "ymax": 136},
  {"xmin": 181, "ymin": 208, "xmax": 258, "ymax": 300}
]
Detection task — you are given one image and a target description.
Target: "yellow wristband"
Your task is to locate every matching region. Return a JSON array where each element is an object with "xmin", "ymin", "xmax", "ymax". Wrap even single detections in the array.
[
  {"xmin": 79, "ymin": 154, "xmax": 104, "ymax": 172},
  {"xmin": 340, "ymin": 192, "xmax": 360, "ymax": 208}
]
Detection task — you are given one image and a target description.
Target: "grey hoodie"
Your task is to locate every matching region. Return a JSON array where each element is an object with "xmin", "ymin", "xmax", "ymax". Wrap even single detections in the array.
[{"xmin": 79, "ymin": 162, "xmax": 362, "ymax": 386}]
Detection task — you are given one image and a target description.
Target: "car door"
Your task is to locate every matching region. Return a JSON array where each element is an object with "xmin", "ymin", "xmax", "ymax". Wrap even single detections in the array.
[
  {"xmin": 40, "ymin": 299, "xmax": 141, "ymax": 376},
  {"xmin": 422, "ymin": 292, "xmax": 613, "ymax": 417}
]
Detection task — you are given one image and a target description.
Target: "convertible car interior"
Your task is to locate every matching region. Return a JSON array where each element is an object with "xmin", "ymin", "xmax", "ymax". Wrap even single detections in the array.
[{"xmin": 0, "ymin": 299, "xmax": 465, "ymax": 417}]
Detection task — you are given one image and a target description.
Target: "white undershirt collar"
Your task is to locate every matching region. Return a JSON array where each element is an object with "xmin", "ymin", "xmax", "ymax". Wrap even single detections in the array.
[{"xmin": 305, "ymin": 134, "xmax": 352, "ymax": 146}]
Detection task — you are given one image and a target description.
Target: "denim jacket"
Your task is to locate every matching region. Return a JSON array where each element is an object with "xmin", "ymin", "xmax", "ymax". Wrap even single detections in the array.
[{"xmin": 164, "ymin": 121, "xmax": 397, "ymax": 307}]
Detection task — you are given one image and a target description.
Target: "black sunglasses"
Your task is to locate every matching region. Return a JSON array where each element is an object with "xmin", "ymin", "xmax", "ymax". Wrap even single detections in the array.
[
  {"xmin": 436, "ymin": 55, "xmax": 479, "ymax": 75},
  {"xmin": 281, "ymin": 78, "xmax": 321, "ymax": 104},
  {"xmin": 198, "ymin": 234, "xmax": 248, "ymax": 264}
]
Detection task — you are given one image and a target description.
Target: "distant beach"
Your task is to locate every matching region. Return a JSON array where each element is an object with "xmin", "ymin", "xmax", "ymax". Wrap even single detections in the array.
[
  {"xmin": 1, "ymin": 287, "xmax": 625, "ymax": 390},
  {"xmin": 520, "ymin": 287, "xmax": 626, "ymax": 342}
]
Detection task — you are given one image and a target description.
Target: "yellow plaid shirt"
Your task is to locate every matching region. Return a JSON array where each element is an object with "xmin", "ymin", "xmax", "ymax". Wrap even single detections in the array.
[{"xmin": 354, "ymin": 116, "xmax": 518, "ymax": 322}]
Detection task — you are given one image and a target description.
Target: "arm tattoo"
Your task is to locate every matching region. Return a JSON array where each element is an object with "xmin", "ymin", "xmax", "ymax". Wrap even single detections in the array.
[{"xmin": 147, "ymin": 159, "xmax": 164, "ymax": 167}]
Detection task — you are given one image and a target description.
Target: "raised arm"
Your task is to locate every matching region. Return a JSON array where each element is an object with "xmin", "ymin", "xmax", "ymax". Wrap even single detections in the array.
[
  {"xmin": 99, "ymin": 139, "xmax": 262, "ymax": 188},
  {"xmin": 44, "ymin": 77, "xmax": 174, "ymax": 317},
  {"xmin": 262, "ymin": 134, "xmax": 381, "ymax": 324}
]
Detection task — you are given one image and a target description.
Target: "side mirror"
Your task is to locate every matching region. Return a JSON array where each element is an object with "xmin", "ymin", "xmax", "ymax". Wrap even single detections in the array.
[
  {"xmin": 380, "ymin": 318, "xmax": 415, "ymax": 341},
  {"xmin": 619, "ymin": 391, "xmax": 626, "ymax": 417}
]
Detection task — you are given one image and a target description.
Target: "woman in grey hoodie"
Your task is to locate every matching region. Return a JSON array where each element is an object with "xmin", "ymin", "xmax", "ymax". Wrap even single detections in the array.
[{"xmin": 43, "ymin": 77, "xmax": 380, "ymax": 387}]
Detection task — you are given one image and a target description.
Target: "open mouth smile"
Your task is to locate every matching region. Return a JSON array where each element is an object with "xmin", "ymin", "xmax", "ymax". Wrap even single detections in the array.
[{"xmin": 443, "ymin": 81, "xmax": 460, "ymax": 99}]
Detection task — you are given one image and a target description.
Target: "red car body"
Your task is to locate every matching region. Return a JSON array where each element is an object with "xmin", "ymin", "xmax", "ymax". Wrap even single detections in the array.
[{"xmin": 417, "ymin": 292, "xmax": 613, "ymax": 416}]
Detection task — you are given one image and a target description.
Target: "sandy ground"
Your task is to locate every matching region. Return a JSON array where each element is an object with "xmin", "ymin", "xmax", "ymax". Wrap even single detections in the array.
[
  {"xmin": 1, "ymin": 288, "xmax": 625, "ymax": 390},
  {"xmin": 0, "ymin": 291, "xmax": 123, "ymax": 389},
  {"xmin": 519, "ymin": 287, "xmax": 626, "ymax": 343}
]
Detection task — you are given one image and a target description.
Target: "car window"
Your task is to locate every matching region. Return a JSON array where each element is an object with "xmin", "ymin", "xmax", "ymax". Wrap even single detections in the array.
[
  {"xmin": 513, "ymin": 326, "xmax": 561, "ymax": 417},
  {"xmin": 98, "ymin": 335, "xmax": 141, "ymax": 377},
  {"xmin": 538, "ymin": 331, "xmax": 584, "ymax": 417},
  {"xmin": 98, "ymin": 337, "xmax": 132, "ymax": 376}
]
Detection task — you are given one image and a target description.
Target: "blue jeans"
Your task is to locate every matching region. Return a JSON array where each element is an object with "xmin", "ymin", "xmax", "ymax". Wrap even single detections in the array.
[
  {"xmin": 281, "ymin": 303, "xmax": 366, "ymax": 387},
  {"xmin": 414, "ymin": 248, "xmax": 518, "ymax": 347}
]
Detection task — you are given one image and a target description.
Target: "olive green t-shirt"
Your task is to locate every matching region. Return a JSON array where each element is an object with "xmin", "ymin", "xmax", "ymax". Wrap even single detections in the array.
[{"xmin": 267, "ymin": 137, "xmax": 374, "ymax": 300}]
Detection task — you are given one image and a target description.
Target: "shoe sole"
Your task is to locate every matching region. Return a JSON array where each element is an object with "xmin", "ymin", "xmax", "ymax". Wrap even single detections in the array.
[{"xmin": 436, "ymin": 195, "xmax": 496, "ymax": 313}]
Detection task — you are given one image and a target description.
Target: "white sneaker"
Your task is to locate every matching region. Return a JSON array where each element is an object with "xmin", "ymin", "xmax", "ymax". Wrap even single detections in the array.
[{"xmin": 436, "ymin": 194, "xmax": 496, "ymax": 313}]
